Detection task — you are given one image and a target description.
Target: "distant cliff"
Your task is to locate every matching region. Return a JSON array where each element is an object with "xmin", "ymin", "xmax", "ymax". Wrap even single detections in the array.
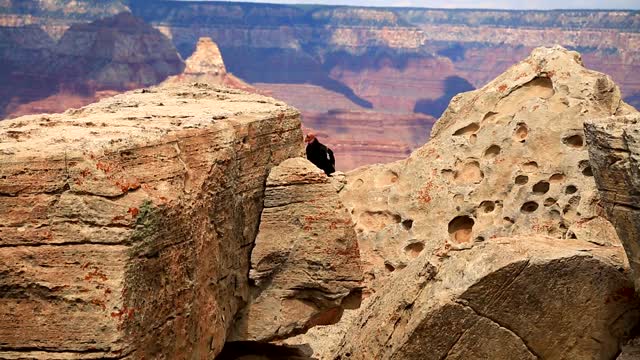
[{"xmin": 1, "ymin": 1, "xmax": 639, "ymax": 170}]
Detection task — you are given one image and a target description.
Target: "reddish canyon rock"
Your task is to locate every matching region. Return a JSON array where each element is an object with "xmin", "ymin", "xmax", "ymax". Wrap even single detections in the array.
[
  {"xmin": 231, "ymin": 158, "xmax": 363, "ymax": 342},
  {"xmin": 0, "ymin": 84, "xmax": 302, "ymax": 359}
]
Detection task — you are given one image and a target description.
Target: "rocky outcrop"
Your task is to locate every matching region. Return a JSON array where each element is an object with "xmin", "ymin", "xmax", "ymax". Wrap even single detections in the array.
[
  {"xmin": 163, "ymin": 37, "xmax": 257, "ymax": 93},
  {"xmin": 339, "ymin": 46, "xmax": 637, "ymax": 291},
  {"xmin": 0, "ymin": 84, "xmax": 302, "ymax": 359},
  {"xmin": 331, "ymin": 236, "xmax": 639, "ymax": 359},
  {"xmin": 231, "ymin": 158, "xmax": 363, "ymax": 342},
  {"xmin": 586, "ymin": 115, "xmax": 640, "ymax": 289}
]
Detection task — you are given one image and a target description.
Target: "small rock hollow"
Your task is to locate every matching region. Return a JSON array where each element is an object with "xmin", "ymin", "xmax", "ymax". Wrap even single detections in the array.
[
  {"xmin": 522, "ymin": 161, "xmax": 538, "ymax": 172},
  {"xmin": 480, "ymin": 201, "xmax": 496, "ymax": 213},
  {"xmin": 404, "ymin": 242, "xmax": 425, "ymax": 258},
  {"xmin": 453, "ymin": 122, "xmax": 480, "ymax": 136},
  {"xmin": 579, "ymin": 160, "xmax": 593, "ymax": 177},
  {"xmin": 402, "ymin": 219, "xmax": 413, "ymax": 231},
  {"xmin": 454, "ymin": 160, "xmax": 484, "ymax": 184},
  {"xmin": 549, "ymin": 173, "xmax": 566, "ymax": 183},
  {"xmin": 544, "ymin": 198, "xmax": 557, "ymax": 207},
  {"xmin": 532, "ymin": 181, "xmax": 550, "ymax": 194},
  {"xmin": 513, "ymin": 123, "xmax": 529, "ymax": 142},
  {"xmin": 448, "ymin": 216, "xmax": 475, "ymax": 243},
  {"xmin": 565, "ymin": 185, "xmax": 578, "ymax": 194},
  {"xmin": 562, "ymin": 134, "xmax": 584, "ymax": 148},
  {"xmin": 521, "ymin": 201, "xmax": 539, "ymax": 213},
  {"xmin": 482, "ymin": 111, "xmax": 499, "ymax": 123},
  {"xmin": 484, "ymin": 145, "xmax": 501, "ymax": 158},
  {"xmin": 385, "ymin": 263, "xmax": 396, "ymax": 273},
  {"xmin": 515, "ymin": 175, "xmax": 529, "ymax": 185}
]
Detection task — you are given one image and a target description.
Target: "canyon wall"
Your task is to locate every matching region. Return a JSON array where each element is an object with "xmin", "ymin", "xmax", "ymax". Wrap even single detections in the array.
[{"xmin": 1, "ymin": 1, "xmax": 639, "ymax": 170}]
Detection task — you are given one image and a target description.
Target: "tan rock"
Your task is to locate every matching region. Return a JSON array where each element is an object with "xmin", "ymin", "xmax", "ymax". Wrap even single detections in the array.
[
  {"xmin": 231, "ymin": 158, "xmax": 363, "ymax": 342},
  {"xmin": 340, "ymin": 46, "xmax": 638, "ymax": 291},
  {"xmin": 586, "ymin": 114, "xmax": 640, "ymax": 289},
  {"xmin": 331, "ymin": 236, "xmax": 639, "ymax": 360},
  {"xmin": 0, "ymin": 84, "xmax": 302, "ymax": 359}
]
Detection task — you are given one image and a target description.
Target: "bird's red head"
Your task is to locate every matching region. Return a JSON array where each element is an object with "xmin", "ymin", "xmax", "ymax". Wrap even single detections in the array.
[{"xmin": 304, "ymin": 133, "xmax": 316, "ymax": 144}]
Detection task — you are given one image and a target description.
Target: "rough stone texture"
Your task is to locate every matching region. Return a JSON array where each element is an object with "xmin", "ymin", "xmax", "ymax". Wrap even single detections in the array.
[
  {"xmin": 339, "ymin": 46, "xmax": 638, "ymax": 291},
  {"xmin": 0, "ymin": 84, "xmax": 302, "ymax": 359},
  {"xmin": 163, "ymin": 37, "xmax": 257, "ymax": 93},
  {"xmin": 231, "ymin": 158, "xmax": 363, "ymax": 342},
  {"xmin": 331, "ymin": 236, "xmax": 639, "ymax": 360},
  {"xmin": 586, "ymin": 114, "xmax": 640, "ymax": 290}
]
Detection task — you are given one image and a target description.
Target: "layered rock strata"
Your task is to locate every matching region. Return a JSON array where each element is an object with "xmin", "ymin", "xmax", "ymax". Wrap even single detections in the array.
[
  {"xmin": 332, "ymin": 236, "xmax": 639, "ymax": 359},
  {"xmin": 0, "ymin": 84, "xmax": 302, "ymax": 359},
  {"xmin": 231, "ymin": 158, "xmax": 363, "ymax": 342},
  {"xmin": 586, "ymin": 115, "xmax": 640, "ymax": 289},
  {"xmin": 339, "ymin": 46, "xmax": 637, "ymax": 291}
]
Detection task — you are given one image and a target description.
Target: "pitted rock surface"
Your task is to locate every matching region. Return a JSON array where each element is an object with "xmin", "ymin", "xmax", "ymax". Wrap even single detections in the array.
[
  {"xmin": 340, "ymin": 46, "xmax": 638, "ymax": 291},
  {"xmin": 0, "ymin": 84, "xmax": 303, "ymax": 359},
  {"xmin": 231, "ymin": 158, "xmax": 363, "ymax": 342}
]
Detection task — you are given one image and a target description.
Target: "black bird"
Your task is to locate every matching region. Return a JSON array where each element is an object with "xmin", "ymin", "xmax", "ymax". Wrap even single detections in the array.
[{"xmin": 304, "ymin": 133, "xmax": 335, "ymax": 176}]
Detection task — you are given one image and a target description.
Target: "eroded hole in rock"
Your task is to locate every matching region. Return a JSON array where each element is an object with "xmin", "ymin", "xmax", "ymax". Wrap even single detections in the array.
[
  {"xmin": 532, "ymin": 181, "xmax": 550, "ymax": 194},
  {"xmin": 353, "ymin": 178, "xmax": 364, "ymax": 188},
  {"xmin": 404, "ymin": 242, "xmax": 425, "ymax": 258},
  {"xmin": 503, "ymin": 217, "xmax": 515, "ymax": 225},
  {"xmin": 453, "ymin": 122, "xmax": 480, "ymax": 136},
  {"xmin": 480, "ymin": 201, "xmax": 496, "ymax": 213},
  {"xmin": 562, "ymin": 134, "xmax": 584, "ymax": 148},
  {"xmin": 469, "ymin": 134, "xmax": 478, "ymax": 145},
  {"xmin": 521, "ymin": 201, "xmax": 539, "ymax": 213},
  {"xmin": 402, "ymin": 219, "xmax": 413, "ymax": 230},
  {"xmin": 523, "ymin": 76, "xmax": 555, "ymax": 99},
  {"xmin": 513, "ymin": 123, "xmax": 529, "ymax": 142},
  {"xmin": 565, "ymin": 185, "xmax": 578, "ymax": 194},
  {"xmin": 475, "ymin": 236, "xmax": 485, "ymax": 242},
  {"xmin": 522, "ymin": 161, "xmax": 538, "ymax": 172},
  {"xmin": 515, "ymin": 175, "xmax": 529, "ymax": 185},
  {"xmin": 549, "ymin": 173, "xmax": 566, "ymax": 183},
  {"xmin": 544, "ymin": 198, "xmax": 557, "ymax": 207},
  {"xmin": 448, "ymin": 216, "xmax": 475, "ymax": 243},
  {"xmin": 453, "ymin": 194, "xmax": 465, "ymax": 204},
  {"xmin": 484, "ymin": 145, "xmax": 501, "ymax": 158},
  {"xmin": 482, "ymin": 111, "xmax": 499, "ymax": 123},
  {"xmin": 454, "ymin": 161, "xmax": 484, "ymax": 184},
  {"xmin": 579, "ymin": 160, "xmax": 593, "ymax": 177},
  {"xmin": 385, "ymin": 263, "xmax": 396, "ymax": 273}
]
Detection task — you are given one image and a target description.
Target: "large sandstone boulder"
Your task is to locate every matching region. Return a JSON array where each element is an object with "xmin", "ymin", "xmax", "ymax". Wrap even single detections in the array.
[
  {"xmin": 332, "ymin": 236, "xmax": 639, "ymax": 360},
  {"xmin": 231, "ymin": 158, "xmax": 363, "ymax": 341},
  {"xmin": 340, "ymin": 46, "xmax": 637, "ymax": 291},
  {"xmin": 0, "ymin": 84, "xmax": 302, "ymax": 359},
  {"xmin": 586, "ymin": 114, "xmax": 640, "ymax": 289}
]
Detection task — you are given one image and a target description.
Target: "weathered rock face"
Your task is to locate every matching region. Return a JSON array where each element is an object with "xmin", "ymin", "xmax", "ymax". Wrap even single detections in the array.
[
  {"xmin": 586, "ymin": 114, "xmax": 640, "ymax": 290},
  {"xmin": 0, "ymin": 84, "xmax": 302, "ymax": 359},
  {"xmin": 163, "ymin": 37, "xmax": 257, "ymax": 93},
  {"xmin": 231, "ymin": 158, "xmax": 363, "ymax": 342},
  {"xmin": 331, "ymin": 236, "xmax": 639, "ymax": 360},
  {"xmin": 339, "ymin": 46, "xmax": 637, "ymax": 291}
]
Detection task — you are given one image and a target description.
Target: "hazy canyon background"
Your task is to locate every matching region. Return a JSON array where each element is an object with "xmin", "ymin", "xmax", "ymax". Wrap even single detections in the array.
[{"xmin": 1, "ymin": 0, "xmax": 639, "ymax": 169}]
